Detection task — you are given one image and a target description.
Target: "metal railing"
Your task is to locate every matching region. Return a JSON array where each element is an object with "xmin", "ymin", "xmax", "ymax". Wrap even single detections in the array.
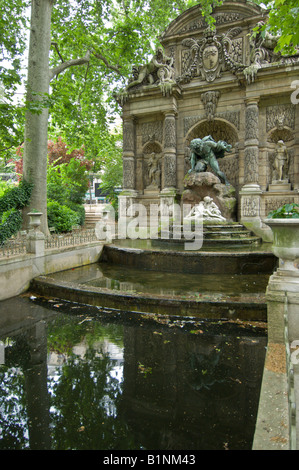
[{"xmin": 0, "ymin": 227, "xmax": 98, "ymax": 259}]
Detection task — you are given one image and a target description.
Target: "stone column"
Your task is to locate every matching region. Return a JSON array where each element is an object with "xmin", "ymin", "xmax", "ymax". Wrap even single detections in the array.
[
  {"xmin": 120, "ymin": 116, "xmax": 138, "ymax": 224},
  {"xmin": 243, "ymin": 98, "xmax": 260, "ymax": 190},
  {"xmin": 240, "ymin": 98, "xmax": 265, "ymax": 238},
  {"xmin": 122, "ymin": 117, "xmax": 136, "ymax": 191},
  {"xmin": 162, "ymin": 111, "xmax": 177, "ymax": 191},
  {"xmin": 160, "ymin": 111, "xmax": 177, "ymax": 219}
]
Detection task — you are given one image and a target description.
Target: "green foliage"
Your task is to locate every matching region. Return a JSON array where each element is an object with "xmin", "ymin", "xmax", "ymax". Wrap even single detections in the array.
[
  {"xmin": 267, "ymin": 203, "xmax": 299, "ymax": 219},
  {"xmin": 47, "ymin": 158, "xmax": 89, "ymax": 206},
  {"xmin": 66, "ymin": 201, "xmax": 85, "ymax": 226},
  {"xmin": 0, "ymin": 180, "xmax": 33, "ymax": 214},
  {"xmin": 0, "ymin": 0, "xmax": 29, "ymax": 154},
  {"xmin": 47, "ymin": 200, "xmax": 80, "ymax": 233},
  {"xmin": 0, "ymin": 179, "xmax": 32, "ymax": 243},
  {"xmin": 254, "ymin": 0, "xmax": 299, "ymax": 54},
  {"xmin": 0, "ymin": 209, "xmax": 23, "ymax": 244}
]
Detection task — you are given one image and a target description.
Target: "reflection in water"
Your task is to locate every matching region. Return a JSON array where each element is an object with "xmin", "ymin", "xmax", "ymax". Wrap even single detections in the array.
[
  {"xmin": 48, "ymin": 262, "xmax": 270, "ymax": 301},
  {"xmin": 0, "ymin": 296, "xmax": 267, "ymax": 450}
]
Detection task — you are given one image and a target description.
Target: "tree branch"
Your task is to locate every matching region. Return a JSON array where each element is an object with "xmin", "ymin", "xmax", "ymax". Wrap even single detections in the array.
[
  {"xmin": 92, "ymin": 51, "xmax": 124, "ymax": 76},
  {"xmin": 49, "ymin": 51, "xmax": 91, "ymax": 81},
  {"xmin": 51, "ymin": 41, "xmax": 64, "ymax": 63}
]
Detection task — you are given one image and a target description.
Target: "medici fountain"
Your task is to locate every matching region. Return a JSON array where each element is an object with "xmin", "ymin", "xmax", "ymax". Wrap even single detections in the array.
[{"xmin": 1, "ymin": 1, "xmax": 299, "ymax": 451}]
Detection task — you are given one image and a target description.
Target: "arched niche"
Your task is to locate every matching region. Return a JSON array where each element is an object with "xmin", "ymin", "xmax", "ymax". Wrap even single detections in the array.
[{"xmin": 184, "ymin": 119, "xmax": 240, "ymax": 191}]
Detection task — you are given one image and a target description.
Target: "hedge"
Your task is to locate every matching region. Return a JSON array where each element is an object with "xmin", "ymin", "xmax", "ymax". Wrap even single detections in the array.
[{"xmin": 0, "ymin": 180, "xmax": 33, "ymax": 244}]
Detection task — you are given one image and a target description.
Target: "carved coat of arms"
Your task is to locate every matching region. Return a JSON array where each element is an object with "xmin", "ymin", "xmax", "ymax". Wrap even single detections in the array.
[{"xmin": 181, "ymin": 27, "xmax": 243, "ymax": 83}]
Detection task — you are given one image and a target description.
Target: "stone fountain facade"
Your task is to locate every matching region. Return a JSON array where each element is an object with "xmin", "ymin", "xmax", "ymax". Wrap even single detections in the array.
[{"xmin": 118, "ymin": 0, "xmax": 299, "ymax": 241}]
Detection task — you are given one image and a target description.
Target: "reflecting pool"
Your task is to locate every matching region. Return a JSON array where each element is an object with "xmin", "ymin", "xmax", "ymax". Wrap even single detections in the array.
[{"xmin": 0, "ymin": 295, "xmax": 267, "ymax": 450}]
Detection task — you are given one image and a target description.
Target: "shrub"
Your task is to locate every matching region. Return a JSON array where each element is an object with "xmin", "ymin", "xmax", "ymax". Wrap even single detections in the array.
[
  {"xmin": 267, "ymin": 203, "xmax": 299, "ymax": 219},
  {"xmin": 0, "ymin": 180, "xmax": 33, "ymax": 214},
  {"xmin": 47, "ymin": 200, "xmax": 79, "ymax": 233},
  {"xmin": 65, "ymin": 202, "xmax": 85, "ymax": 226},
  {"xmin": 0, "ymin": 209, "xmax": 23, "ymax": 245},
  {"xmin": 0, "ymin": 180, "xmax": 33, "ymax": 244}
]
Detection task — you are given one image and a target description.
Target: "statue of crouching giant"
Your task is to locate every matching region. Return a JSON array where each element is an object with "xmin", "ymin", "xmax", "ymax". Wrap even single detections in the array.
[{"xmin": 189, "ymin": 135, "xmax": 232, "ymax": 185}]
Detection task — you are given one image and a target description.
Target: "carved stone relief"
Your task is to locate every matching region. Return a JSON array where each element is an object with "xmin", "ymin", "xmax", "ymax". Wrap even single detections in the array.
[
  {"xmin": 201, "ymin": 91, "xmax": 220, "ymax": 121},
  {"xmin": 141, "ymin": 121, "xmax": 163, "ymax": 146},
  {"xmin": 264, "ymin": 197, "xmax": 295, "ymax": 215},
  {"xmin": 241, "ymin": 196, "xmax": 259, "ymax": 217},
  {"xmin": 266, "ymin": 104, "xmax": 296, "ymax": 132}
]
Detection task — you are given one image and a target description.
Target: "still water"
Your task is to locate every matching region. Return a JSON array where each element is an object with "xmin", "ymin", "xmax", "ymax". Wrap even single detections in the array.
[{"xmin": 0, "ymin": 295, "xmax": 267, "ymax": 450}]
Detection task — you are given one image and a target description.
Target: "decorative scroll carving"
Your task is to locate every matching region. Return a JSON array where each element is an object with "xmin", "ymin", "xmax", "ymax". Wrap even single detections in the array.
[
  {"xmin": 201, "ymin": 91, "xmax": 220, "ymax": 121},
  {"xmin": 141, "ymin": 121, "xmax": 163, "ymax": 145},
  {"xmin": 230, "ymin": 38, "xmax": 243, "ymax": 63}
]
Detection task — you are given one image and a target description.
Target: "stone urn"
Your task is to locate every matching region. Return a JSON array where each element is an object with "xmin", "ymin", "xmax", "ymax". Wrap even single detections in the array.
[
  {"xmin": 27, "ymin": 211, "xmax": 43, "ymax": 231},
  {"xmin": 264, "ymin": 218, "xmax": 299, "ymax": 271}
]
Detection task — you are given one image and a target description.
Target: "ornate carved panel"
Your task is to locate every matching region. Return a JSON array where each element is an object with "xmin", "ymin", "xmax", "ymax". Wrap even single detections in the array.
[
  {"xmin": 241, "ymin": 196, "xmax": 259, "ymax": 217},
  {"xmin": 266, "ymin": 104, "xmax": 296, "ymax": 132},
  {"xmin": 141, "ymin": 121, "xmax": 163, "ymax": 146}
]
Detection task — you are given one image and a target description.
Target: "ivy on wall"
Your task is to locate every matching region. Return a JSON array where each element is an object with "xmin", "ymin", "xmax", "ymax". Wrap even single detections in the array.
[{"xmin": 0, "ymin": 181, "xmax": 33, "ymax": 244}]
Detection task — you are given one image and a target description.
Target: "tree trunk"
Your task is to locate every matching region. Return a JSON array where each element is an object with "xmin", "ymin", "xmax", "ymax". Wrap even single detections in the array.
[{"xmin": 23, "ymin": 0, "xmax": 53, "ymax": 235}]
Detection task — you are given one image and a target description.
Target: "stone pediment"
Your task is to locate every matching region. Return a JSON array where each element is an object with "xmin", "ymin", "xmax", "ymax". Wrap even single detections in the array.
[{"xmin": 160, "ymin": 1, "xmax": 265, "ymax": 42}]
